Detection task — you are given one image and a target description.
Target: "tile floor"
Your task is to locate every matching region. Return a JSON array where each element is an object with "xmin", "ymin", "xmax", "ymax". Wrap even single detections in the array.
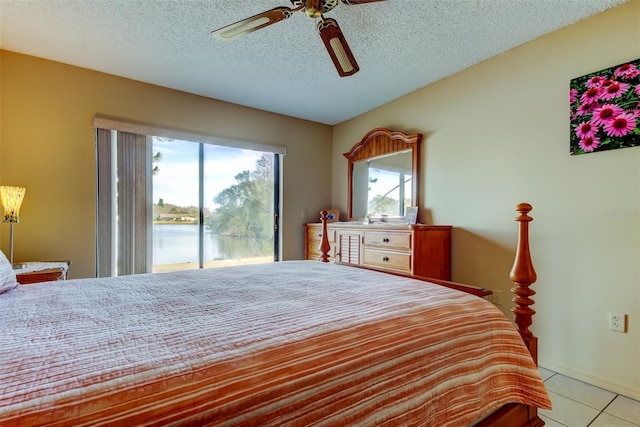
[{"xmin": 538, "ymin": 366, "xmax": 640, "ymax": 426}]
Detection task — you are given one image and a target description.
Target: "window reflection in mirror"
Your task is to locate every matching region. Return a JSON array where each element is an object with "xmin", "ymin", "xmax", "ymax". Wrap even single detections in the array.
[{"xmin": 352, "ymin": 150, "xmax": 412, "ymax": 218}]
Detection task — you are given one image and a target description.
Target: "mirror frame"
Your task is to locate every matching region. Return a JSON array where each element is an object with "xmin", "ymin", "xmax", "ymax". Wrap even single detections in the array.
[{"xmin": 344, "ymin": 128, "xmax": 422, "ymax": 222}]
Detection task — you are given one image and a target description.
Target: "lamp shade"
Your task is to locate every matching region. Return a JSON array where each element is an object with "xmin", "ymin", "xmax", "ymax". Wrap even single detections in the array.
[{"xmin": 0, "ymin": 186, "xmax": 26, "ymax": 223}]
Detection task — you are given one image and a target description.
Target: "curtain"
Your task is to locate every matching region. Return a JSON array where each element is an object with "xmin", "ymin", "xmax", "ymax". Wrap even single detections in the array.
[{"xmin": 96, "ymin": 129, "xmax": 151, "ymax": 277}]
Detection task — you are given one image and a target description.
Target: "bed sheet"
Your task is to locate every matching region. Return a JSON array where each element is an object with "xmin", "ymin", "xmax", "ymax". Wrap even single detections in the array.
[{"xmin": 0, "ymin": 261, "xmax": 550, "ymax": 426}]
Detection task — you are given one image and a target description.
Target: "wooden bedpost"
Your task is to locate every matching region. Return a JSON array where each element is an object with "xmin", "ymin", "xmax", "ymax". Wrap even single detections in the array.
[
  {"xmin": 476, "ymin": 204, "xmax": 544, "ymax": 427},
  {"xmin": 509, "ymin": 203, "xmax": 538, "ymax": 363},
  {"xmin": 319, "ymin": 211, "xmax": 331, "ymax": 263}
]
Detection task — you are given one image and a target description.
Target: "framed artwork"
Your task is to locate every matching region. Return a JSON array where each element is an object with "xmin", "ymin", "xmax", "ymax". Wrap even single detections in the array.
[
  {"xmin": 326, "ymin": 209, "xmax": 340, "ymax": 222},
  {"xmin": 570, "ymin": 58, "xmax": 640, "ymax": 155},
  {"xmin": 405, "ymin": 206, "xmax": 418, "ymax": 225}
]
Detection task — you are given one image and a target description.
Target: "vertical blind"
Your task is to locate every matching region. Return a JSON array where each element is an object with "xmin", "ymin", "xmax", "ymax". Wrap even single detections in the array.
[{"xmin": 96, "ymin": 129, "xmax": 152, "ymax": 277}]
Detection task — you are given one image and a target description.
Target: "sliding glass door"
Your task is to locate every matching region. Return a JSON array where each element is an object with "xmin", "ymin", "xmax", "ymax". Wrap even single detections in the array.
[
  {"xmin": 151, "ymin": 137, "xmax": 277, "ymax": 272},
  {"xmin": 96, "ymin": 126, "xmax": 280, "ymax": 277}
]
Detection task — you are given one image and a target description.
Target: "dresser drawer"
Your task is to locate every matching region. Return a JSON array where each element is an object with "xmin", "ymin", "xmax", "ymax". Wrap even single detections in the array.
[
  {"xmin": 307, "ymin": 243, "xmax": 336, "ymax": 260},
  {"xmin": 363, "ymin": 249, "xmax": 411, "ymax": 272},
  {"xmin": 364, "ymin": 231, "xmax": 411, "ymax": 250},
  {"xmin": 307, "ymin": 227, "xmax": 336, "ymax": 244}
]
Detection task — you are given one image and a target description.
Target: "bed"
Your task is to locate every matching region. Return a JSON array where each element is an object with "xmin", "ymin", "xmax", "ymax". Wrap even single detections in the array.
[{"xmin": 0, "ymin": 204, "xmax": 550, "ymax": 426}]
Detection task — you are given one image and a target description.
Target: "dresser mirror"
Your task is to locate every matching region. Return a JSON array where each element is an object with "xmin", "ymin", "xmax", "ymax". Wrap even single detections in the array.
[{"xmin": 344, "ymin": 128, "xmax": 422, "ymax": 222}]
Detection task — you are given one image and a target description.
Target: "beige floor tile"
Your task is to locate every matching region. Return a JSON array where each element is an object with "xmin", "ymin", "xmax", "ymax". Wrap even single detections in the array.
[
  {"xmin": 590, "ymin": 412, "xmax": 640, "ymax": 427},
  {"xmin": 544, "ymin": 374, "xmax": 616, "ymax": 410},
  {"xmin": 539, "ymin": 366, "xmax": 556, "ymax": 381},
  {"xmin": 540, "ymin": 414, "xmax": 568, "ymax": 426},
  {"xmin": 605, "ymin": 395, "xmax": 640, "ymax": 425},
  {"xmin": 539, "ymin": 391, "xmax": 600, "ymax": 427}
]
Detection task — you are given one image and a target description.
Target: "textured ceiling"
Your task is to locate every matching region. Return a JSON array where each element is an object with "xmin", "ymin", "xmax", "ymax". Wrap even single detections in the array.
[{"xmin": 0, "ymin": 0, "xmax": 629, "ymax": 125}]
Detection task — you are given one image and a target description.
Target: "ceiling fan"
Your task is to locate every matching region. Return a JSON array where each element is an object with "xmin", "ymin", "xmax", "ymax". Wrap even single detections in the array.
[{"xmin": 211, "ymin": 0, "xmax": 387, "ymax": 77}]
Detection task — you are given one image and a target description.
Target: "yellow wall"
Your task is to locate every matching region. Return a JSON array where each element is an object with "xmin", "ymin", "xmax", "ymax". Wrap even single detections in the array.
[
  {"xmin": 0, "ymin": 51, "xmax": 333, "ymax": 278},
  {"xmin": 334, "ymin": 0, "xmax": 640, "ymax": 399}
]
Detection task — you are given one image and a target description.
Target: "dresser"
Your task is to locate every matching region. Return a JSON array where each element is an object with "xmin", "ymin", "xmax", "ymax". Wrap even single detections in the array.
[{"xmin": 304, "ymin": 222, "xmax": 452, "ymax": 280}]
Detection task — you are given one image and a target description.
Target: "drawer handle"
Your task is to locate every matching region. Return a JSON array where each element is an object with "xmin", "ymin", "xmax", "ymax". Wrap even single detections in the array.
[
  {"xmin": 382, "ymin": 256, "xmax": 389, "ymax": 262},
  {"xmin": 317, "ymin": 233, "xmax": 322, "ymax": 238},
  {"xmin": 382, "ymin": 238, "xmax": 390, "ymax": 243}
]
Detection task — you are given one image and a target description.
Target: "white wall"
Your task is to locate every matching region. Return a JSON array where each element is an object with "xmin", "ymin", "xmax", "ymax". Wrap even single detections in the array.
[{"xmin": 333, "ymin": 0, "xmax": 640, "ymax": 399}]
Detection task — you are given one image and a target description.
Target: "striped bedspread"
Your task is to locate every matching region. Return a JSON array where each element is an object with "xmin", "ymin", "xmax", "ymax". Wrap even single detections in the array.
[{"xmin": 0, "ymin": 261, "xmax": 550, "ymax": 426}]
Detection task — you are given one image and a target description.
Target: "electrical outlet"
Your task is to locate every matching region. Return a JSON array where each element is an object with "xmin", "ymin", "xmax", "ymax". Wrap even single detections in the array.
[{"xmin": 609, "ymin": 312, "xmax": 627, "ymax": 333}]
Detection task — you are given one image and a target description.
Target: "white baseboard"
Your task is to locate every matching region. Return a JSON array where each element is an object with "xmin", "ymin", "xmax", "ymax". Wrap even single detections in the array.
[{"xmin": 539, "ymin": 357, "xmax": 640, "ymax": 401}]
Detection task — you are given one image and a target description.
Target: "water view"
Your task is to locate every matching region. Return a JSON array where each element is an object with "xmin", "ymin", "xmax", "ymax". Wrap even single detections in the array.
[
  {"xmin": 150, "ymin": 138, "xmax": 276, "ymax": 272},
  {"xmin": 153, "ymin": 224, "xmax": 272, "ymax": 267}
]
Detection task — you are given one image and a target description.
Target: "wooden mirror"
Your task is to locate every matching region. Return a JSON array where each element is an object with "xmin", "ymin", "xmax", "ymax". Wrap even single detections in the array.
[{"xmin": 344, "ymin": 128, "xmax": 422, "ymax": 222}]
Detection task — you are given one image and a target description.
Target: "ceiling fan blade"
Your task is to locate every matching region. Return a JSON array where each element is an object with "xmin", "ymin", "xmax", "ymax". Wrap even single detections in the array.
[
  {"xmin": 212, "ymin": 7, "xmax": 295, "ymax": 41},
  {"xmin": 317, "ymin": 18, "xmax": 360, "ymax": 77},
  {"xmin": 340, "ymin": 0, "xmax": 387, "ymax": 4}
]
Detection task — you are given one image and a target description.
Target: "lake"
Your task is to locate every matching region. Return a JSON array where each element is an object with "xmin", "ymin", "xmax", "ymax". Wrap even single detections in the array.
[{"xmin": 153, "ymin": 224, "xmax": 272, "ymax": 265}]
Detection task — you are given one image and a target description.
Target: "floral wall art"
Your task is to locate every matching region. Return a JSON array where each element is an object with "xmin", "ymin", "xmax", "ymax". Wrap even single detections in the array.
[{"xmin": 570, "ymin": 58, "xmax": 640, "ymax": 155}]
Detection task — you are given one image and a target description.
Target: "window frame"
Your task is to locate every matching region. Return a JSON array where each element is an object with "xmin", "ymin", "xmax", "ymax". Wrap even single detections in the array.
[{"xmin": 94, "ymin": 116, "xmax": 285, "ymax": 276}]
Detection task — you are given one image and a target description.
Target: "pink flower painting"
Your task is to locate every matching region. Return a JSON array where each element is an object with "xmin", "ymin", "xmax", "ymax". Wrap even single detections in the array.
[
  {"xmin": 570, "ymin": 58, "xmax": 640, "ymax": 155},
  {"xmin": 591, "ymin": 104, "xmax": 624, "ymax": 126}
]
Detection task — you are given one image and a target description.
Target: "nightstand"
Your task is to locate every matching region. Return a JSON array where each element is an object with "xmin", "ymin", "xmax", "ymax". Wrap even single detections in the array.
[{"xmin": 15, "ymin": 261, "xmax": 70, "ymax": 285}]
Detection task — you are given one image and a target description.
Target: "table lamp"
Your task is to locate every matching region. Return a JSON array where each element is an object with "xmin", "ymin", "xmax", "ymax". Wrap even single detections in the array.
[{"xmin": 0, "ymin": 186, "xmax": 26, "ymax": 266}]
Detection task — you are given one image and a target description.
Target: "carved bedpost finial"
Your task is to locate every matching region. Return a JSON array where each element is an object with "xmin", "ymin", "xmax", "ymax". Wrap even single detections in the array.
[
  {"xmin": 510, "ymin": 203, "xmax": 537, "ymax": 340},
  {"xmin": 319, "ymin": 210, "xmax": 331, "ymax": 263}
]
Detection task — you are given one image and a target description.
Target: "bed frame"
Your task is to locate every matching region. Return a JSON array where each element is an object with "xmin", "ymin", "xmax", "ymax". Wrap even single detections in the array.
[{"xmin": 318, "ymin": 203, "xmax": 544, "ymax": 427}]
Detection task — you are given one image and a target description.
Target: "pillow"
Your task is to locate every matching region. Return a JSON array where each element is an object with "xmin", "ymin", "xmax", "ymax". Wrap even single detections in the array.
[{"xmin": 0, "ymin": 250, "xmax": 18, "ymax": 294}]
